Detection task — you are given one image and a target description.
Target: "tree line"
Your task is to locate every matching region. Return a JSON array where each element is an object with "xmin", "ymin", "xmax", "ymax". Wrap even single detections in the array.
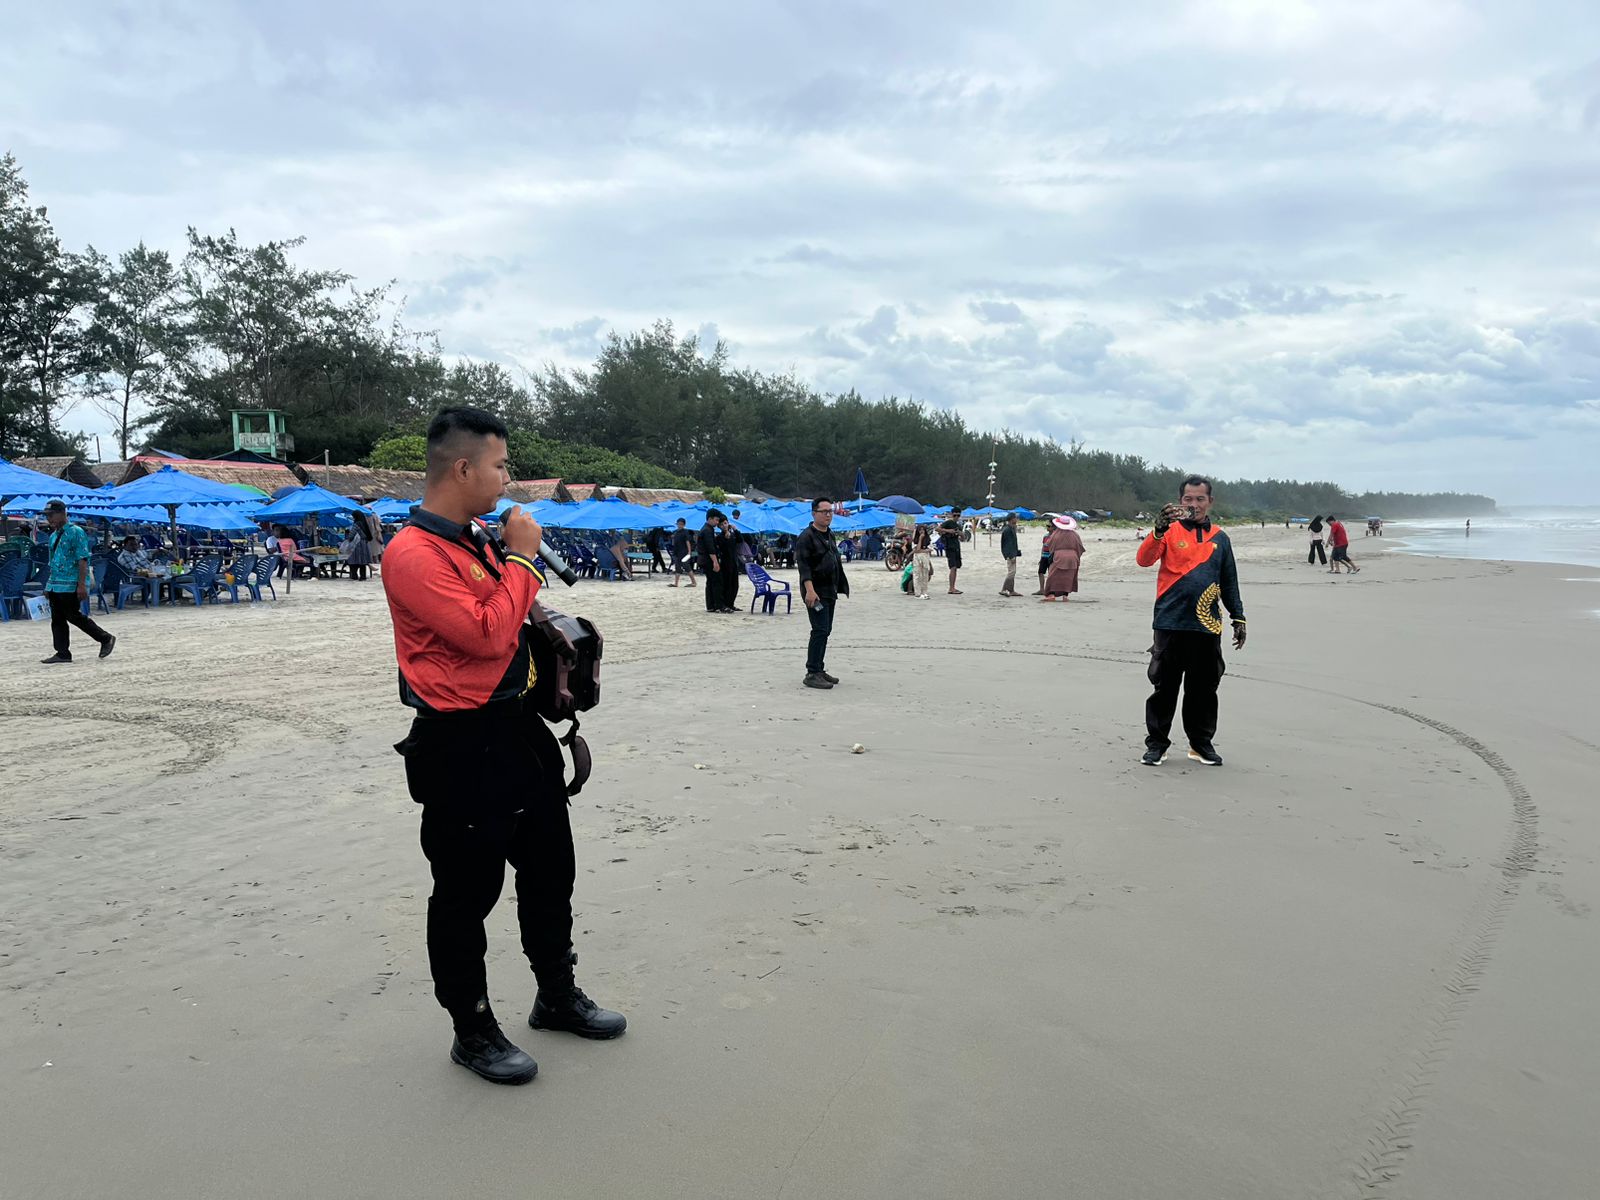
[{"xmin": 2, "ymin": 151, "xmax": 1492, "ymax": 517}]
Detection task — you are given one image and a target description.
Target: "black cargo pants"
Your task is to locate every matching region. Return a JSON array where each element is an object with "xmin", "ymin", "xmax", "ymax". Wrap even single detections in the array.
[
  {"xmin": 397, "ymin": 700, "xmax": 575, "ymax": 1023},
  {"xmin": 1144, "ymin": 629, "xmax": 1225, "ymax": 751}
]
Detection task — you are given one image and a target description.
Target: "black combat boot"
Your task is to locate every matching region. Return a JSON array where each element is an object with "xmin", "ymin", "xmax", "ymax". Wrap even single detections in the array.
[
  {"xmin": 529, "ymin": 952, "xmax": 628, "ymax": 1039},
  {"xmin": 449, "ymin": 996, "xmax": 539, "ymax": 1084}
]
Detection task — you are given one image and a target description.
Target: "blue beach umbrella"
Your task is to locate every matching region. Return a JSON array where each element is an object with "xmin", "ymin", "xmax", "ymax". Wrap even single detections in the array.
[
  {"xmin": 370, "ymin": 497, "xmax": 417, "ymax": 521},
  {"xmin": 874, "ymin": 494, "xmax": 924, "ymax": 515},
  {"xmin": 253, "ymin": 482, "xmax": 374, "ymax": 520},
  {"xmin": 542, "ymin": 499, "xmax": 661, "ymax": 531},
  {"xmin": 175, "ymin": 504, "xmax": 260, "ymax": 532},
  {"xmin": 102, "ymin": 465, "xmax": 265, "ymax": 548}
]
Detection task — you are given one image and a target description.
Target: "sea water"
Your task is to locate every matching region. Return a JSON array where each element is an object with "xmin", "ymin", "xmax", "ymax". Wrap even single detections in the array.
[{"xmin": 1387, "ymin": 508, "xmax": 1600, "ymax": 571}]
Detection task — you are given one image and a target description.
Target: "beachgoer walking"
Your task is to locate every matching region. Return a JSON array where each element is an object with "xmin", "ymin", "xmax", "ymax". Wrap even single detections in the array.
[
  {"xmin": 1466, "ymin": 519, "xmax": 1471, "ymax": 536},
  {"xmin": 1307, "ymin": 516, "xmax": 1327, "ymax": 565},
  {"xmin": 1326, "ymin": 515, "xmax": 1359, "ymax": 574},
  {"xmin": 1135, "ymin": 475, "xmax": 1246, "ymax": 767},
  {"xmin": 1041, "ymin": 515, "xmax": 1085, "ymax": 601},
  {"xmin": 939, "ymin": 510, "xmax": 963, "ymax": 594},
  {"xmin": 697, "ymin": 511, "xmax": 725, "ymax": 612},
  {"xmin": 912, "ymin": 524, "xmax": 933, "ymax": 598},
  {"xmin": 999, "ymin": 513, "xmax": 1024, "ymax": 596},
  {"xmin": 796, "ymin": 497, "xmax": 848, "ymax": 689},
  {"xmin": 669, "ymin": 518, "xmax": 695, "ymax": 587},
  {"xmin": 383, "ymin": 407, "xmax": 625, "ymax": 1087},
  {"xmin": 38, "ymin": 500, "xmax": 116, "ymax": 665}
]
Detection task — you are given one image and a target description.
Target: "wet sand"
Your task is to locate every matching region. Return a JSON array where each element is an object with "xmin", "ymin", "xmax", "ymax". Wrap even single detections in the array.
[{"xmin": 2, "ymin": 526, "xmax": 1597, "ymax": 1199}]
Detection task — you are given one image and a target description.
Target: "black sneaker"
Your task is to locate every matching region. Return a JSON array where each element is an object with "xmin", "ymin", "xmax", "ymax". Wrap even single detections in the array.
[
  {"xmin": 821, "ymin": 671, "xmax": 839, "ymax": 685},
  {"xmin": 1140, "ymin": 746, "xmax": 1166, "ymax": 766},
  {"xmin": 40, "ymin": 654, "xmax": 71, "ymax": 665},
  {"xmin": 803, "ymin": 673, "xmax": 834, "ymax": 690},
  {"xmin": 1187, "ymin": 744, "xmax": 1224, "ymax": 766},
  {"xmin": 529, "ymin": 987, "xmax": 628, "ymax": 1040},
  {"xmin": 450, "ymin": 1022, "xmax": 539, "ymax": 1085},
  {"xmin": 99, "ymin": 635, "xmax": 116, "ymax": 659}
]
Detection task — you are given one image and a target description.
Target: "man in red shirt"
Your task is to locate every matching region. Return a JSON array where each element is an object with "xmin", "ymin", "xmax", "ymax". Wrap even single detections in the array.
[
  {"xmin": 1325, "ymin": 514, "xmax": 1361, "ymax": 575},
  {"xmin": 385, "ymin": 407, "xmax": 625, "ymax": 1086}
]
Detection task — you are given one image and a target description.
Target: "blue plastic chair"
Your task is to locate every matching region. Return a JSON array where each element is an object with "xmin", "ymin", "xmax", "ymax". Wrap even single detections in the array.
[
  {"xmin": 0, "ymin": 555, "xmax": 28, "ymax": 621},
  {"xmin": 101, "ymin": 559, "xmax": 154, "ymax": 611},
  {"xmin": 745, "ymin": 563, "xmax": 792, "ymax": 614},
  {"xmin": 171, "ymin": 562, "xmax": 219, "ymax": 607},
  {"xmin": 246, "ymin": 554, "xmax": 279, "ymax": 601},
  {"xmin": 89, "ymin": 557, "xmax": 113, "ymax": 614},
  {"xmin": 592, "ymin": 545, "xmax": 625, "ymax": 581},
  {"xmin": 211, "ymin": 554, "xmax": 255, "ymax": 603}
]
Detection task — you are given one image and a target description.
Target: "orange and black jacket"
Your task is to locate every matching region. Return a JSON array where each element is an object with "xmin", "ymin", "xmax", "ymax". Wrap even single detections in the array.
[
  {"xmin": 382, "ymin": 508, "xmax": 546, "ymax": 714},
  {"xmin": 1135, "ymin": 521, "xmax": 1245, "ymax": 635}
]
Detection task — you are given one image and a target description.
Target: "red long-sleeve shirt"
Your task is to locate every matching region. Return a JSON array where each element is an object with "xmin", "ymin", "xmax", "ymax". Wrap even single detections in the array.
[
  {"xmin": 1135, "ymin": 522, "xmax": 1245, "ymax": 634},
  {"xmin": 382, "ymin": 513, "xmax": 546, "ymax": 713}
]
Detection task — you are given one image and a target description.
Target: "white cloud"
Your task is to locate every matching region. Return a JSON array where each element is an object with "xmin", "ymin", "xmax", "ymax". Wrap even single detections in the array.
[{"xmin": 4, "ymin": 0, "xmax": 1598, "ymax": 502}]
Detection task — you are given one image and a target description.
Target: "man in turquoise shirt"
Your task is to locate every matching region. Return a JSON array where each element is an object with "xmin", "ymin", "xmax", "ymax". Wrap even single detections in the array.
[{"xmin": 40, "ymin": 500, "xmax": 116, "ymax": 664}]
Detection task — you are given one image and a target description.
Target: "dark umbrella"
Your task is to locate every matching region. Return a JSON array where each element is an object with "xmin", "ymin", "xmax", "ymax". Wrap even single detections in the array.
[
  {"xmin": 853, "ymin": 467, "xmax": 868, "ymax": 501},
  {"xmin": 874, "ymin": 494, "xmax": 924, "ymax": 514}
]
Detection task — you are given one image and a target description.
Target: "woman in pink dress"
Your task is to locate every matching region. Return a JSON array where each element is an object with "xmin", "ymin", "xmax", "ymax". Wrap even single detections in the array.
[{"xmin": 1042, "ymin": 515, "xmax": 1085, "ymax": 602}]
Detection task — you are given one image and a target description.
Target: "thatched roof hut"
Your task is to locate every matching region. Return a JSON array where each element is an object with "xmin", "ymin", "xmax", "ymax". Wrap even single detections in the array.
[
  {"xmin": 608, "ymin": 486, "xmax": 709, "ymax": 507},
  {"xmin": 18, "ymin": 456, "xmax": 103, "ymax": 488},
  {"xmin": 506, "ymin": 479, "xmax": 573, "ymax": 503},
  {"xmin": 296, "ymin": 464, "xmax": 426, "ymax": 500}
]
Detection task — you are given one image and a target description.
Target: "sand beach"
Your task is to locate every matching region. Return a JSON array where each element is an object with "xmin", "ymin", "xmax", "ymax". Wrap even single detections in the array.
[{"xmin": 2, "ymin": 525, "xmax": 1597, "ymax": 1199}]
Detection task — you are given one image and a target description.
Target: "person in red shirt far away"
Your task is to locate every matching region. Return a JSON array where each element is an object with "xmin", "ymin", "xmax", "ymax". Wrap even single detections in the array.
[
  {"xmin": 1325, "ymin": 514, "xmax": 1360, "ymax": 575},
  {"xmin": 383, "ymin": 407, "xmax": 626, "ymax": 1087}
]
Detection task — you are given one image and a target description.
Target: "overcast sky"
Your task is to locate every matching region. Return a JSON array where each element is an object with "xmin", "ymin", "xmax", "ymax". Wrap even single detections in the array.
[{"xmin": 5, "ymin": 0, "xmax": 1599, "ymax": 503}]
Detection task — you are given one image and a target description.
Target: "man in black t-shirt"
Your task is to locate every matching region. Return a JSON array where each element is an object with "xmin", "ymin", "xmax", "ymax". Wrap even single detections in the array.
[
  {"xmin": 669, "ymin": 518, "xmax": 695, "ymax": 588},
  {"xmin": 939, "ymin": 511, "xmax": 963, "ymax": 594}
]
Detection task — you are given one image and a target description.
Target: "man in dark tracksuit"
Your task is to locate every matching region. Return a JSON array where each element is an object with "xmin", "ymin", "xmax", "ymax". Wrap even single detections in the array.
[
  {"xmin": 1135, "ymin": 475, "xmax": 1246, "ymax": 767},
  {"xmin": 721, "ymin": 514, "xmax": 745, "ymax": 612},
  {"xmin": 697, "ymin": 511, "xmax": 726, "ymax": 612},
  {"xmin": 384, "ymin": 406, "xmax": 625, "ymax": 1086},
  {"xmin": 795, "ymin": 498, "xmax": 849, "ymax": 689}
]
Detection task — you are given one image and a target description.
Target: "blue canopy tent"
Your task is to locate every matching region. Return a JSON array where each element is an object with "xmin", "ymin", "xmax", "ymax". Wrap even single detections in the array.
[{"xmin": 1012, "ymin": 507, "xmax": 1037, "ymax": 520}]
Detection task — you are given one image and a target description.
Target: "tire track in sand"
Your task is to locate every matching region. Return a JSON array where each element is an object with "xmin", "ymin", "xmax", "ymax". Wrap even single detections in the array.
[{"xmin": 619, "ymin": 642, "xmax": 1539, "ymax": 1199}]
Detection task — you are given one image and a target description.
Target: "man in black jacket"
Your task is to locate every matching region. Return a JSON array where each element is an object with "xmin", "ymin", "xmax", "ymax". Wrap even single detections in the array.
[
  {"xmin": 696, "ymin": 511, "xmax": 726, "ymax": 612},
  {"xmin": 998, "ymin": 512, "xmax": 1023, "ymax": 596},
  {"xmin": 721, "ymin": 511, "xmax": 744, "ymax": 612},
  {"xmin": 795, "ymin": 497, "xmax": 849, "ymax": 689}
]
